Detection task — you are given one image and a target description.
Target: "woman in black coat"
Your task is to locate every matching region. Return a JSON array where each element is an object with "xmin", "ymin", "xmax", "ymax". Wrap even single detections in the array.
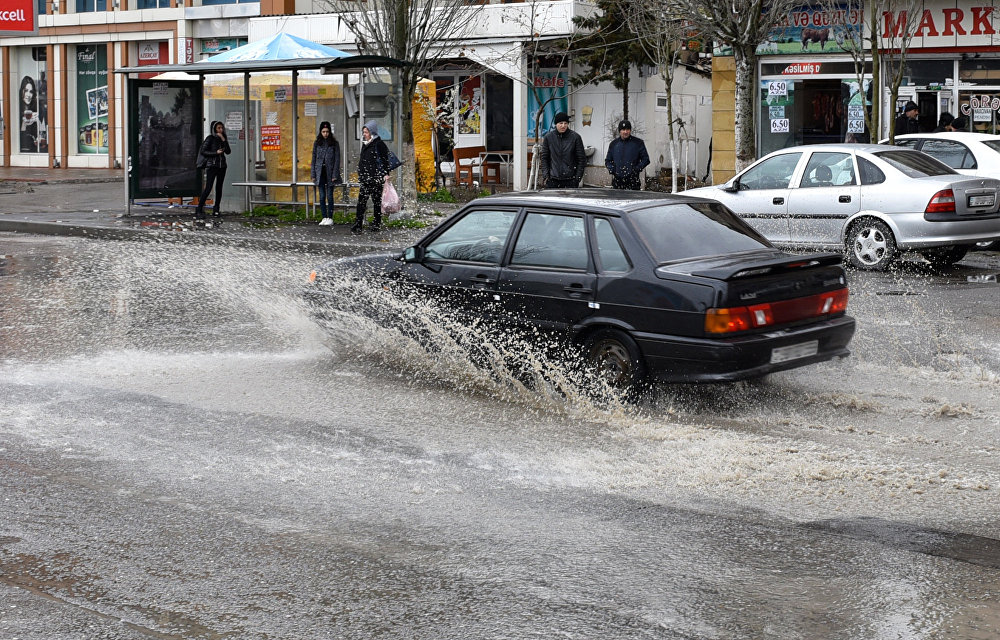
[
  {"xmin": 311, "ymin": 121, "xmax": 342, "ymax": 226},
  {"xmin": 353, "ymin": 119, "xmax": 390, "ymax": 233},
  {"xmin": 196, "ymin": 121, "xmax": 231, "ymax": 219}
]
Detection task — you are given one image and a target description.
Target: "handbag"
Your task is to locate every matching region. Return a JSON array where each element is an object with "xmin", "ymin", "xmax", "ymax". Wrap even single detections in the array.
[
  {"xmin": 386, "ymin": 149, "xmax": 403, "ymax": 171},
  {"xmin": 381, "ymin": 179, "xmax": 400, "ymax": 214}
]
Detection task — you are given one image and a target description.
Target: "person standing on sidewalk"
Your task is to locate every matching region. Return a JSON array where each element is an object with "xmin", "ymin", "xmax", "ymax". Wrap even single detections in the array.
[
  {"xmin": 353, "ymin": 120, "xmax": 391, "ymax": 233},
  {"xmin": 196, "ymin": 121, "xmax": 231, "ymax": 219},
  {"xmin": 311, "ymin": 121, "xmax": 342, "ymax": 226},
  {"xmin": 604, "ymin": 120, "xmax": 649, "ymax": 191},
  {"xmin": 539, "ymin": 111, "xmax": 586, "ymax": 189}
]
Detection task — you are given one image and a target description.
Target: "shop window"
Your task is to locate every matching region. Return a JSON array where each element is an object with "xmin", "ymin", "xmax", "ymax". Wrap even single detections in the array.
[
  {"xmin": 759, "ymin": 77, "xmax": 872, "ymax": 157},
  {"xmin": 135, "ymin": 0, "xmax": 171, "ymax": 7},
  {"xmin": 202, "ymin": 0, "xmax": 259, "ymax": 6},
  {"xmin": 958, "ymin": 90, "xmax": 1000, "ymax": 135},
  {"xmin": 74, "ymin": 45, "xmax": 109, "ymax": 155}
]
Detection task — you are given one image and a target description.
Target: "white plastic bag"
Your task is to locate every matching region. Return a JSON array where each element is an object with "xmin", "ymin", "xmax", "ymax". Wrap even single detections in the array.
[{"xmin": 381, "ymin": 180, "xmax": 400, "ymax": 215}]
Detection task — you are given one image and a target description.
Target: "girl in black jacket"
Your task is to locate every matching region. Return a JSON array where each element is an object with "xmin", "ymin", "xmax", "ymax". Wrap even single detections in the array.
[
  {"xmin": 196, "ymin": 121, "xmax": 231, "ymax": 219},
  {"xmin": 311, "ymin": 121, "xmax": 342, "ymax": 226}
]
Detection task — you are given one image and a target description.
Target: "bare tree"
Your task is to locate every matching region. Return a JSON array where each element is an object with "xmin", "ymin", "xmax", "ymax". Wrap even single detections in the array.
[
  {"xmin": 626, "ymin": 0, "xmax": 687, "ymax": 191},
  {"xmin": 878, "ymin": 0, "xmax": 923, "ymax": 142},
  {"xmin": 671, "ymin": 0, "xmax": 802, "ymax": 172},
  {"xmin": 480, "ymin": 0, "xmax": 597, "ymax": 189},
  {"xmin": 320, "ymin": 0, "xmax": 476, "ymax": 205}
]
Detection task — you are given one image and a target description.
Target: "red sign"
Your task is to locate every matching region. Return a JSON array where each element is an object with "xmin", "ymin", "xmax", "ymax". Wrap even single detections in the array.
[
  {"xmin": 260, "ymin": 126, "xmax": 281, "ymax": 151},
  {"xmin": 0, "ymin": 0, "xmax": 37, "ymax": 35},
  {"xmin": 782, "ymin": 62, "xmax": 822, "ymax": 75}
]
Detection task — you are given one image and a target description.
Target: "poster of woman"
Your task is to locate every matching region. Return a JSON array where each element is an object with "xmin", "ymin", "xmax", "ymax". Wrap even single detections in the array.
[{"xmin": 19, "ymin": 75, "xmax": 39, "ymax": 152}]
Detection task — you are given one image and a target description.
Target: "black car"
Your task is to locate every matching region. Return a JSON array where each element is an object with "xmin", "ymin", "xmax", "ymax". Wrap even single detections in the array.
[{"xmin": 307, "ymin": 190, "xmax": 856, "ymax": 386}]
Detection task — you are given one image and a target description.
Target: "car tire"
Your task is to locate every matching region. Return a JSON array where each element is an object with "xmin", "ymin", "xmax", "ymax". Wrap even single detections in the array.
[
  {"xmin": 920, "ymin": 245, "xmax": 969, "ymax": 267},
  {"xmin": 584, "ymin": 328, "xmax": 648, "ymax": 391},
  {"xmin": 846, "ymin": 218, "xmax": 897, "ymax": 271}
]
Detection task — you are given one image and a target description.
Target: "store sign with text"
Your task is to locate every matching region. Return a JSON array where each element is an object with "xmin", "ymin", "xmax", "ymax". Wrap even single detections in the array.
[{"xmin": 0, "ymin": 0, "xmax": 36, "ymax": 35}]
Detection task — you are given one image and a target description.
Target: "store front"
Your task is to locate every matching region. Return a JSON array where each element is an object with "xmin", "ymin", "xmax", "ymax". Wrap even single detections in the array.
[{"xmin": 759, "ymin": 60, "xmax": 873, "ymax": 157}]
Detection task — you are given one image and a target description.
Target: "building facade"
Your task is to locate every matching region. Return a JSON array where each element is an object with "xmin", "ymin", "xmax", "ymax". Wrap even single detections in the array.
[{"xmin": 712, "ymin": 1, "xmax": 1000, "ymax": 184}]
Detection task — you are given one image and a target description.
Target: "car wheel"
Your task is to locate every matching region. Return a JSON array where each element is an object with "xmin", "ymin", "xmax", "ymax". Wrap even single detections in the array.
[
  {"xmin": 920, "ymin": 245, "xmax": 969, "ymax": 267},
  {"xmin": 846, "ymin": 219, "xmax": 897, "ymax": 270},
  {"xmin": 584, "ymin": 329, "xmax": 648, "ymax": 390}
]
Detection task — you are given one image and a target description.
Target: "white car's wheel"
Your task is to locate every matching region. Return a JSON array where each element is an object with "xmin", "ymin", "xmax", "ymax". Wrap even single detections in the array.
[{"xmin": 847, "ymin": 219, "xmax": 897, "ymax": 270}]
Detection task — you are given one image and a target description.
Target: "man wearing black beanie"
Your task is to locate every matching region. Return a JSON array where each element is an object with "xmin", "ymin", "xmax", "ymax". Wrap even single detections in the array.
[
  {"xmin": 605, "ymin": 119, "xmax": 649, "ymax": 190},
  {"xmin": 539, "ymin": 111, "xmax": 586, "ymax": 188}
]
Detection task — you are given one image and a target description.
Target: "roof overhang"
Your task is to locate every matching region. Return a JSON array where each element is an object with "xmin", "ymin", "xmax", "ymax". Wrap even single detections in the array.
[{"xmin": 115, "ymin": 55, "xmax": 406, "ymax": 76}]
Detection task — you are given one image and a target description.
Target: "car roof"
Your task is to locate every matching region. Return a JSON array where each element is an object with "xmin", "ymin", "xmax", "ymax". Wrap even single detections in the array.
[
  {"xmin": 894, "ymin": 131, "xmax": 1000, "ymax": 142},
  {"xmin": 763, "ymin": 143, "xmax": 891, "ymax": 155},
  {"xmin": 472, "ymin": 188, "xmax": 708, "ymax": 214}
]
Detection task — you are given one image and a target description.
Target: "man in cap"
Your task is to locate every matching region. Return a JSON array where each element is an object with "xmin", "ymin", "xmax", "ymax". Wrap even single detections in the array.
[
  {"xmin": 539, "ymin": 111, "xmax": 586, "ymax": 188},
  {"xmin": 894, "ymin": 101, "xmax": 920, "ymax": 136},
  {"xmin": 604, "ymin": 119, "xmax": 650, "ymax": 190}
]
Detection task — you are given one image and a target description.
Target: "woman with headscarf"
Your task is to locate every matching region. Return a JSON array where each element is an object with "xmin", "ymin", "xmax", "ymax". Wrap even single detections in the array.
[
  {"xmin": 353, "ymin": 119, "xmax": 390, "ymax": 233},
  {"xmin": 311, "ymin": 121, "xmax": 342, "ymax": 226},
  {"xmin": 195, "ymin": 120, "xmax": 231, "ymax": 220}
]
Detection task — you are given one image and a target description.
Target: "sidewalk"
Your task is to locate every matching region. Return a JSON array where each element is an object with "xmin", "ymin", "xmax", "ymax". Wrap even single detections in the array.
[{"xmin": 0, "ymin": 168, "xmax": 453, "ymax": 256}]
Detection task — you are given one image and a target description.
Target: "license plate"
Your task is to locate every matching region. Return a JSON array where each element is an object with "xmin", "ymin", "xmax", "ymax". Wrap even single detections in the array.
[
  {"xmin": 770, "ymin": 340, "xmax": 819, "ymax": 364},
  {"xmin": 968, "ymin": 194, "xmax": 995, "ymax": 207}
]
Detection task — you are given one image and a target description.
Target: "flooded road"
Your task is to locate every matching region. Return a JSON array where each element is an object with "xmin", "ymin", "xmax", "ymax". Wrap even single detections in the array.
[{"xmin": 2, "ymin": 233, "xmax": 1000, "ymax": 639}]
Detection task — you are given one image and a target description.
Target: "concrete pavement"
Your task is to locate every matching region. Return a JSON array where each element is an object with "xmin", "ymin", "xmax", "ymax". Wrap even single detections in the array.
[{"xmin": 0, "ymin": 167, "xmax": 455, "ymax": 255}]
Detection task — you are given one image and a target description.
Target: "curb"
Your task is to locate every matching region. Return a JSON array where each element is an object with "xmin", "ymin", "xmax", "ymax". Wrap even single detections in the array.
[{"xmin": 0, "ymin": 217, "xmax": 415, "ymax": 257}]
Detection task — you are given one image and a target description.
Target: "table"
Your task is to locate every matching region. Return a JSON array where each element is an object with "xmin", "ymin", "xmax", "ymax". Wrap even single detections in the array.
[{"xmin": 478, "ymin": 150, "xmax": 513, "ymax": 186}]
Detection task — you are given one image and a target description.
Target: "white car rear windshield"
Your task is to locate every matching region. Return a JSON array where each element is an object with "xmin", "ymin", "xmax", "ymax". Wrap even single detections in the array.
[
  {"xmin": 630, "ymin": 202, "xmax": 772, "ymax": 264},
  {"xmin": 872, "ymin": 150, "xmax": 956, "ymax": 177}
]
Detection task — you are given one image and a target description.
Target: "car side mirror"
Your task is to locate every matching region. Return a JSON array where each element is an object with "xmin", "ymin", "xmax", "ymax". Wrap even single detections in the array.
[
  {"xmin": 402, "ymin": 246, "xmax": 425, "ymax": 263},
  {"xmin": 722, "ymin": 178, "xmax": 740, "ymax": 193}
]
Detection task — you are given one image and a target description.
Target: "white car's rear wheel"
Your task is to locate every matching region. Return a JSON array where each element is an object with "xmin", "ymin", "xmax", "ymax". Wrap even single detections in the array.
[{"xmin": 847, "ymin": 219, "xmax": 897, "ymax": 270}]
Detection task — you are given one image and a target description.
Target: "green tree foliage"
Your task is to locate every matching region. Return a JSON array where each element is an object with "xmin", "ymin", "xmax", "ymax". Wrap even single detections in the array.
[{"xmin": 569, "ymin": 1, "xmax": 655, "ymax": 120}]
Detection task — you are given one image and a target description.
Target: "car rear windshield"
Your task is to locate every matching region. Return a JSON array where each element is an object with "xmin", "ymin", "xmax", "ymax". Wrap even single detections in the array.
[
  {"xmin": 871, "ymin": 149, "xmax": 956, "ymax": 177},
  {"xmin": 629, "ymin": 201, "xmax": 772, "ymax": 264}
]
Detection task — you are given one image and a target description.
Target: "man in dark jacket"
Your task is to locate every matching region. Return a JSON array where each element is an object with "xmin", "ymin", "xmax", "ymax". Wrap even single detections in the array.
[
  {"xmin": 894, "ymin": 101, "xmax": 920, "ymax": 136},
  {"xmin": 539, "ymin": 111, "xmax": 586, "ymax": 189},
  {"xmin": 604, "ymin": 120, "xmax": 650, "ymax": 190}
]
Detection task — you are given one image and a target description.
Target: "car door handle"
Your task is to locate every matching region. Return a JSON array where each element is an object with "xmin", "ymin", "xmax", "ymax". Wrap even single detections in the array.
[
  {"xmin": 469, "ymin": 274, "xmax": 495, "ymax": 287},
  {"xmin": 773, "ymin": 197, "xmax": 784, "ymax": 205},
  {"xmin": 564, "ymin": 284, "xmax": 593, "ymax": 295},
  {"xmin": 839, "ymin": 195, "xmax": 852, "ymax": 203}
]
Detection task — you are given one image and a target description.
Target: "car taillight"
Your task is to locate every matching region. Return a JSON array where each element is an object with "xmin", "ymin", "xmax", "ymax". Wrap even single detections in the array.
[
  {"xmin": 705, "ymin": 288, "xmax": 849, "ymax": 335},
  {"xmin": 926, "ymin": 189, "xmax": 956, "ymax": 214}
]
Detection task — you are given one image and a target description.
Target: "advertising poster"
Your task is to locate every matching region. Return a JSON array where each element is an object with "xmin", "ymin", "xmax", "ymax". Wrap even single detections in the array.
[
  {"xmin": 16, "ymin": 47, "xmax": 47, "ymax": 153},
  {"xmin": 130, "ymin": 79, "xmax": 202, "ymax": 198},
  {"xmin": 528, "ymin": 71, "xmax": 568, "ymax": 137},
  {"xmin": 77, "ymin": 45, "xmax": 108, "ymax": 154}
]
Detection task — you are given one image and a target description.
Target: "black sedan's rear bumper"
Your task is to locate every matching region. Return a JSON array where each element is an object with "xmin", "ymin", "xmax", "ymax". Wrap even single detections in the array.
[{"xmin": 634, "ymin": 315, "xmax": 857, "ymax": 383}]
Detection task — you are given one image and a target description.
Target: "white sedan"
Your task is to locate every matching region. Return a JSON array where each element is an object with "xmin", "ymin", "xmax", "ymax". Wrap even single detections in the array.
[
  {"xmin": 890, "ymin": 132, "xmax": 1000, "ymax": 249},
  {"xmin": 686, "ymin": 144, "xmax": 1000, "ymax": 270}
]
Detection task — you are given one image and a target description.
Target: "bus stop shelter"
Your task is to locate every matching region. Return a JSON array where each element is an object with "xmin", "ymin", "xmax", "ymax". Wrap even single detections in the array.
[{"xmin": 116, "ymin": 33, "xmax": 405, "ymax": 215}]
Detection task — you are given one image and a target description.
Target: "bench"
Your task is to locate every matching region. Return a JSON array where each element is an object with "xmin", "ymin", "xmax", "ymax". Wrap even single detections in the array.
[
  {"xmin": 231, "ymin": 181, "xmax": 317, "ymax": 218},
  {"xmin": 452, "ymin": 146, "xmax": 501, "ymax": 187}
]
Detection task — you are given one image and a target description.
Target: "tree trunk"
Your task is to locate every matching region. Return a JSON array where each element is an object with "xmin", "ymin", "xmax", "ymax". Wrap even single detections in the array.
[
  {"xmin": 621, "ymin": 67, "xmax": 630, "ymax": 121},
  {"xmin": 732, "ymin": 47, "xmax": 758, "ymax": 173}
]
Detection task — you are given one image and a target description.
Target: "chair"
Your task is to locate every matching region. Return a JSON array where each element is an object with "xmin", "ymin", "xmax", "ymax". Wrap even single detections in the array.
[{"xmin": 812, "ymin": 165, "xmax": 833, "ymax": 187}]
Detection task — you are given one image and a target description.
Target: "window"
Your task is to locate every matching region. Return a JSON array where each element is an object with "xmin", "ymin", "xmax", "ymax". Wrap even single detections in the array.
[
  {"xmin": 594, "ymin": 218, "xmax": 629, "ymax": 272},
  {"xmin": 800, "ymin": 152, "xmax": 855, "ymax": 188},
  {"xmin": 873, "ymin": 150, "xmax": 956, "ymax": 177},
  {"xmin": 76, "ymin": 0, "xmax": 107, "ymax": 11},
  {"xmin": 920, "ymin": 140, "xmax": 977, "ymax": 170},
  {"xmin": 424, "ymin": 209, "xmax": 516, "ymax": 263},
  {"xmin": 857, "ymin": 157, "xmax": 885, "ymax": 185},
  {"xmin": 511, "ymin": 213, "xmax": 588, "ymax": 270},
  {"xmin": 631, "ymin": 202, "xmax": 770, "ymax": 264},
  {"xmin": 738, "ymin": 153, "xmax": 802, "ymax": 190}
]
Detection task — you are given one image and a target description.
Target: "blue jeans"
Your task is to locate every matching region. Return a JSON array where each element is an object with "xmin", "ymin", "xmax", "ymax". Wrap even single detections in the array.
[{"xmin": 317, "ymin": 171, "xmax": 334, "ymax": 218}]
